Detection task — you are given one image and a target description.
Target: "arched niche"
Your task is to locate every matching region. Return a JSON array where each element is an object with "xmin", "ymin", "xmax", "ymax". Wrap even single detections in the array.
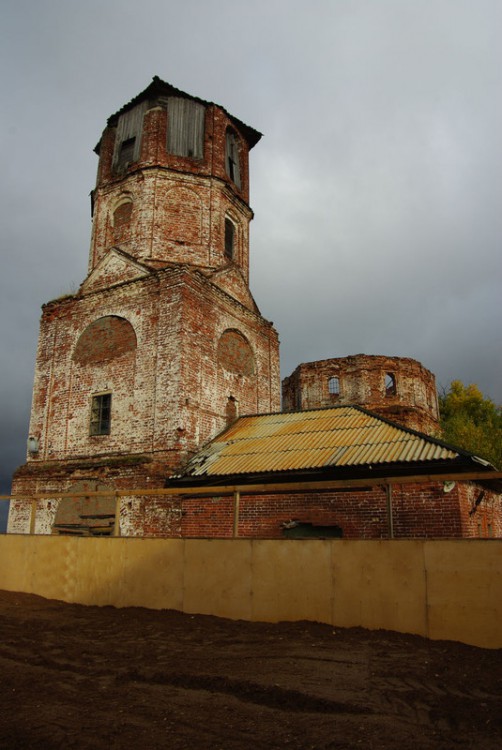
[
  {"xmin": 112, "ymin": 197, "xmax": 133, "ymax": 244},
  {"xmin": 73, "ymin": 316, "xmax": 137, "ymax": 366},
  {"xmin": 52, "ymin": 481, "xmax": 115, "ymax": 536},
  {"xmin": 217, "ymin": 329, "xmax": 255, "ymax": 377},
  {"xmin": 113, "ymin": 199, "xmax": 132, "ymax": 226}
]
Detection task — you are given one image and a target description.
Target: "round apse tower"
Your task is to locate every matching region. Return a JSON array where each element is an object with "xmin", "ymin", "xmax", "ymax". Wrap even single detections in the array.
[{"xmin": 282, "ymin": 354, "xmax": 440, "ymax": 435}]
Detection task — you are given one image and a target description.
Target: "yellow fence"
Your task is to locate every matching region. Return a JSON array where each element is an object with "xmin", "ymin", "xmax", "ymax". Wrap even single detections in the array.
[{"xmin": 0, "ymin": 535, "xmax": 500, "ymax": 649}]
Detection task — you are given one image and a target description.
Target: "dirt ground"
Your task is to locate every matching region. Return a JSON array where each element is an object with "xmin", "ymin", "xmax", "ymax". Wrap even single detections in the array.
[{"xmin": 0, "ymin": 591, "xmax": 500, "ymax": 750}]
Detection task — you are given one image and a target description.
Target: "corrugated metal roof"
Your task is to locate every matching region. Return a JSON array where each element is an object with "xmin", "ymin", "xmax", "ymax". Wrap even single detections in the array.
[{"xmin": 176, "ymin": 407, "xmax": 460, "ymax": 479}]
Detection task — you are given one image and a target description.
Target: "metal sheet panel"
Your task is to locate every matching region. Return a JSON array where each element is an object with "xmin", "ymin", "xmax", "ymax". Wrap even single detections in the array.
[
  {"xmin": 180, "ymin": 407, "xmax": 459, "ymax": 477},
  {"xmin": 167, "ymin": 97, "xmax": 205, "ymax": 158},
  {"xmin": 112, "ymin": 101, "xmax": 148, "ymax": 167}
]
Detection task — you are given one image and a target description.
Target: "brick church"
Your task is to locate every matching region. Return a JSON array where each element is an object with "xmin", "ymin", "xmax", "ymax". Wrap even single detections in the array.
[{"xmin": 8, "ymin": 78, "xmax": 501, "ymax": 538}]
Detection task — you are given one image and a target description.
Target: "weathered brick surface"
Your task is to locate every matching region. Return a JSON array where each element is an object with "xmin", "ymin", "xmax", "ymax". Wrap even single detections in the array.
[
  {"xmin": 283, "ymin": 354, "xmax": 440, "ymax": 435},
  {"xmin": 178, "ymin": 482, "xmax": 501, "ymax": 540},
  {"xmin": 90, "ymin": 104, "xmax": 253, "ymax": 287},
  {"xmin": 9, "ymin": 84, "xmax": 500, "ymax": 540},
  {"xmin": 9, "ymin": 85, "xmax": 279, "ymax": 534}
]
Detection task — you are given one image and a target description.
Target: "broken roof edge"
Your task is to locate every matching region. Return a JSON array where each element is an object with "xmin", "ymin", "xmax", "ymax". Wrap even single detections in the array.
[{"xmin": 99, "ymin": 76, "xmax": 262, "ymax": 150}]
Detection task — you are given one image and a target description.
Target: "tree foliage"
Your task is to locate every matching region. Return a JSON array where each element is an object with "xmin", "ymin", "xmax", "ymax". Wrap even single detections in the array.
[{"xmin": 439, "ymin": 380, "xmax": 502, "ymax": 469}]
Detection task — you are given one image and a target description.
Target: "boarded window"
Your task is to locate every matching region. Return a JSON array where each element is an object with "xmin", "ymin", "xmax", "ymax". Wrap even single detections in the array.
[
  {"xmin": 112, "ymin": 102, "xmax": 147, "ymax": 172},
  {"xmin": 225, "ymin": 129, "xmax": 241, "ymax": 188},
  {"xmin": 328, "ymin": 376, "xmax": 340, "ymax": 396},
  {"xmin": 385, "ymin": 372, "xmax": 397, "ymax": 397},
  {"xmin": 167, "ymin": 97, "xmax": 205, "ymax": 158},
  {"xmin": 224, "ymin": 217, "xmax": 235, "ymax": 259},
  {"xmin": 90, "ymin": 393, "xmax": 111, "ymax": 436}
]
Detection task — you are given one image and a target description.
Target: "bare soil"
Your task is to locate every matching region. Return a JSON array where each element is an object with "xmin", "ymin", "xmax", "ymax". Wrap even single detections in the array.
[{"xmin": 0, "ymin": 590, "xmax": 500, "ymax": 750}]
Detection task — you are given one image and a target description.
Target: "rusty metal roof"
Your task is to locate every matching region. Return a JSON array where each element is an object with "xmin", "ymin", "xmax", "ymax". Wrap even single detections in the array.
[{"xmin": 174, "ymin": 406, "xmax": 463, "ymax": 480}]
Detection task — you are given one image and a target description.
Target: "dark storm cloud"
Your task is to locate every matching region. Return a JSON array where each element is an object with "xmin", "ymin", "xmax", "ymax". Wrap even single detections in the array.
[{"xmin": 0, "ymin": 0, "xmax": 500, "ymax": 491}]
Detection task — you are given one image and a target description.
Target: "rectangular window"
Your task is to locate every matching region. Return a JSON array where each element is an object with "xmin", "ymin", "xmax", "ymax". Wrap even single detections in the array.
[
  {"xmin": 385, "ymin": 372, "xmax": 397, "ymax": 397},
  {"xmin": 116, "ymin": 137, "xmax": 136, "ymax": 170},
  {"xmin": 225, "ymin": 130, "xmax": 241, "ymax": 189},
  {"xmin": 90, "ymin": 393, "xmax": 112, "ymax": 436}
]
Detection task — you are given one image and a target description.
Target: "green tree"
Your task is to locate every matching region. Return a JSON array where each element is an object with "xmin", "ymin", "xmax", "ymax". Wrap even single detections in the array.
[{"xmin": 439, "ymin": 380, "xmax": 502, "ymax": 469}]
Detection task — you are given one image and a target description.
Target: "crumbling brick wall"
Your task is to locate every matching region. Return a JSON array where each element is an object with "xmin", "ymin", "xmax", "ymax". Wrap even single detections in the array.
[
  {"xmin": 9, "ymin": 264, "xmax": 279, "ymax": 533},
  {"xmin": 10, "ymin": 83, "xmax": 279, "ymax": 536},
  {"xmin": 90, "ymin": 102, "xmax": 253, "ymax": 285},
  {"xmin": 283, "ymin": 354, "xmax": 440, "ymax": 435}
]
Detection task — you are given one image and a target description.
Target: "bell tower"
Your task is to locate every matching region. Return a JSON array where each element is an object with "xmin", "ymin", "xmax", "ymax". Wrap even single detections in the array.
[
  {"xmin": 88, "ymin": 76, "xmax": 259, "ymax": 286},
  {"xmin": 9, "ymin": 78, "xmax": 280, "ymax": 536}
]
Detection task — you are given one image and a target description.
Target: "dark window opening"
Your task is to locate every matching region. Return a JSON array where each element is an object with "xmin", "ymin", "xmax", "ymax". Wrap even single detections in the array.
[
  {"xmin": 116, "ymin": 137, "xmax": 136, "ymax": 170},
  {"xmin": 328, "ymin": 376, "xmax": 340, "ymax": 396},
  {"xmin": 282, "ymin": 522, "xmax": 343, "ymax": 539},
  {"xmin": 225, "ymin": 129, "xmax": 241, "ymax": 189},
  {"xmin": 385, "ymin": 372, "xmax": 396, "ymax": 397},
  {"xmin": 226, "ymin": 395, "xmax": 238, "ymax": 425},
  {"xmin": 225, "ymin": 218, "xmax": 235, "ymax": 259},
  {"xmin": 90, "ymin": 393, "xmax": 111, "ymax": 436}
]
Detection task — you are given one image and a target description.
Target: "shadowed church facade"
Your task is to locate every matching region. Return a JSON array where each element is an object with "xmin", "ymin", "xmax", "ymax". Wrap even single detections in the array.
[{"xmin": 8, "ymin": 79, "xmax": 500, "ymax": 538}]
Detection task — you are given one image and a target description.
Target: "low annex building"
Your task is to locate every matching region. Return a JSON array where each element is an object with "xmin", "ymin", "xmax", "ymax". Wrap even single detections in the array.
[
  {"xmin": 8, "ymin": 78, "xmax": 501, "ymax": 538},
  {"xmin": 167, "ymin": 406, "xmax": 501, "ymax": 539}
]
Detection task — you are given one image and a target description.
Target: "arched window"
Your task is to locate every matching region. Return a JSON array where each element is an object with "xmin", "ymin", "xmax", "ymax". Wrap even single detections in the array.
[
  {"xmin": 385, "ymin": 372, "xmax": 397, "ymax": 397},
  {"xmin": 328, "ymin": 376, "xmax": 340, "ymax": 396},
  {"xmin": 225, "ymin": 128, "xmax": 241, "ymax": 189},
  {"xmin": 226, "ymin": 396, "xmax": 238, "ymax": 425},
  {"xmin": 224, "ymin": 217, "xmax": 236, "ymax": 259}
]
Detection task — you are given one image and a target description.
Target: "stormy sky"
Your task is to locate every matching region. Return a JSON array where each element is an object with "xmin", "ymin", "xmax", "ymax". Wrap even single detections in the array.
[{"xmin": 1, "ymin": 0, "xmax": 501, "ymax": 501}]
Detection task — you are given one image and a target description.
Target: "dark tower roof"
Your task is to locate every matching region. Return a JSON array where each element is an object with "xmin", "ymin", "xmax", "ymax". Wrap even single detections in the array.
[{"xmin": 99, "ymin": 76, "xmax": 262, "ymax": 151}]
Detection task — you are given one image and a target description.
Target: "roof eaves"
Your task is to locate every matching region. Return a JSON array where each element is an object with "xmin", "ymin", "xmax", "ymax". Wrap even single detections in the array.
[
  {"xmin": 166, "ymin": 455, "xmax": 482, "ymax": 489},
  {"xmin": 168, "ymin": 405, "xmax": 497, "ymax": 484}
]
